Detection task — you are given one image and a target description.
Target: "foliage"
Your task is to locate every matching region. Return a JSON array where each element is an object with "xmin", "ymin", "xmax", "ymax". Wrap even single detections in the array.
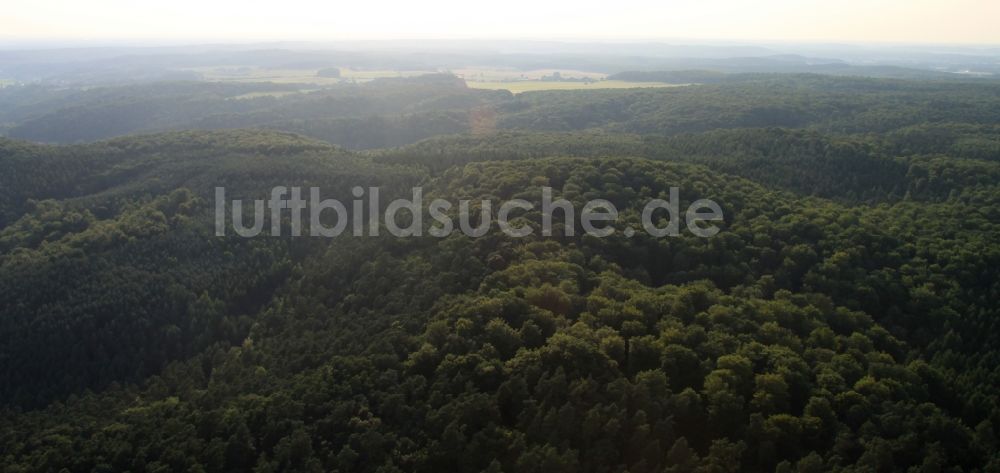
[{"xmin": 0, "ymin": 74, "xmax": 999, "ymax": 472}]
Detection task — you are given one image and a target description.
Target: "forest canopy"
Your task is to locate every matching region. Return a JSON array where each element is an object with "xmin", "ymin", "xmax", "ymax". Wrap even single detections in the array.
[{"xmin": 0, "ymin": 72, "xmax": 998, "ymax": 472}]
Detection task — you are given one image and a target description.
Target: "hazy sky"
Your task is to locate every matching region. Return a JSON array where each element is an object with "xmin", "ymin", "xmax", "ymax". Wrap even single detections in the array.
[{"xmin": 2, "ymin": 0, "xmax": 998, "ymax": 44}]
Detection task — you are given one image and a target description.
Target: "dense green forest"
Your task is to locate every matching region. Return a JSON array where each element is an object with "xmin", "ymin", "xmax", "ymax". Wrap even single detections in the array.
[
  {"xmin": 1, "ymin": 73, "xmax": 999, "ymax": 472},
  {"xmin": 4, "ymin": 74, "xmax": 1000, "ymax": 151}
]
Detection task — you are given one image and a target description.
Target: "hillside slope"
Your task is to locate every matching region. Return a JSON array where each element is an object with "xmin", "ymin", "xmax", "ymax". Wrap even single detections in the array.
[{"xmin": 0, "ymin": 131, "xmax": 998, "ymax": 471}]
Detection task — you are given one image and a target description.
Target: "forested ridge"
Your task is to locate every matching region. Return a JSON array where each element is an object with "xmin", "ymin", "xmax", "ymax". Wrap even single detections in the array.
[
  {"xmin": 4, "ymin": 74, "xmax": 1000, "ymax": 149},
  {"xmin": 0, "ymin": 74, "xmax": 999, "ymax": 472}
]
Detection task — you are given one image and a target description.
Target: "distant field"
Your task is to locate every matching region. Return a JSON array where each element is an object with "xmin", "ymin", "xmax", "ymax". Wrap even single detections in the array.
[
  {"xmin": 188, "ymin": 66, "xmax": 436, "ymax": 84},
  {"xmin": 466, "ymin": 80, "xmax": 684, "ymax": 93}
]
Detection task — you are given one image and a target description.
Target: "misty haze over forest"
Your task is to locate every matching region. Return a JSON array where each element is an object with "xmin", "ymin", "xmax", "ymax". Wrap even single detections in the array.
[{"xmin": 2, "ymin": 40, "xmax": 1000, "ymax": 85}]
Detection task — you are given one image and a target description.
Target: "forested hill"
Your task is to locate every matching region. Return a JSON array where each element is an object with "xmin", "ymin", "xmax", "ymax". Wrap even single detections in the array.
[
  {"xmin": 376, "ymin": 127, "xmax": 1000, "ymax": 204},
  {"xmin": 4, "ymin": 74, "xmax": 1000, "ymax": 150},
  {"xmin": 0, "ymin": 130, "xmax": 424, "ymax": 406},
  {"xmin": 0, "ymin": 120, "xmax": 999, "ymax": 471},
  {"xmin": 0, "ymin": 130, "xmax": 422, "ymax": 227},
  {"xmin": 0, "ymin": 75, "xmax": 507, "ymax": 146}
]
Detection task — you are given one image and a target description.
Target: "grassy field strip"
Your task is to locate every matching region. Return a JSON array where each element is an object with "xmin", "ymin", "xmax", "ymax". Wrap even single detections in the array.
[{"xmin": 189, "ymin": 66, "xmax": 437, "ymax": 85}]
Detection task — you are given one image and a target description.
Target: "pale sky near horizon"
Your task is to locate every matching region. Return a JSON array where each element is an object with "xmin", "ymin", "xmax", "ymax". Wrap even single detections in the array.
[{"xmin": 2, "ymin": 0, "xmax": 998, "ymax": 45}]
